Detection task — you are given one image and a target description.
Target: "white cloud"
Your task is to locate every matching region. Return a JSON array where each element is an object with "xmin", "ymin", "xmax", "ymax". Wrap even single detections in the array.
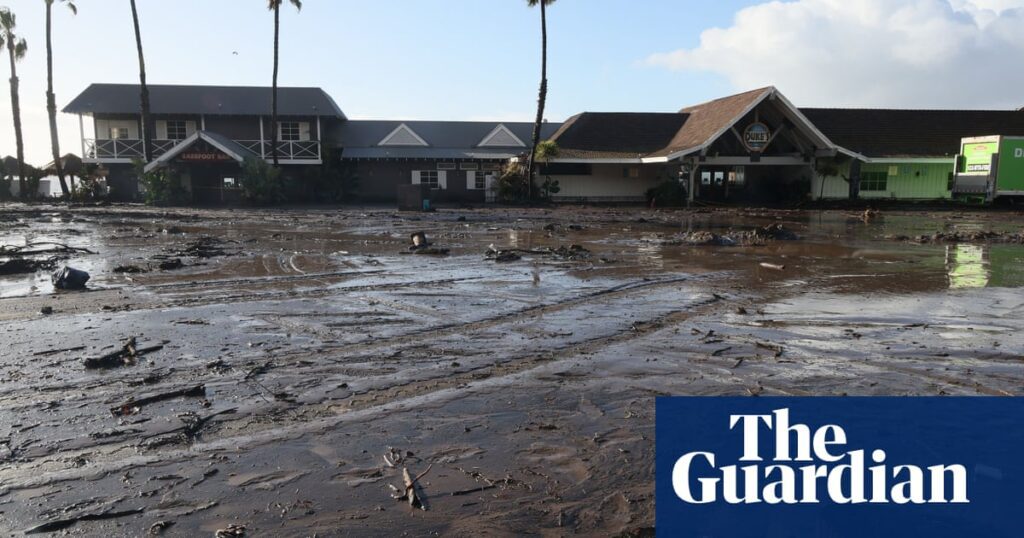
[{"xmin": 645, "ymin": 0, "xmax": 1024, "ymax": 109}]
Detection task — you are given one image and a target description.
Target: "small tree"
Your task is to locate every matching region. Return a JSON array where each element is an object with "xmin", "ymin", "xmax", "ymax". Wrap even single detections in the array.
[
  {"xmin": 240, "ymin": 157, "xmax": 284, "ymax": 205},
  {"xmin": 535, "ymin": 140, "xmax": 560, "ymax": 200}
]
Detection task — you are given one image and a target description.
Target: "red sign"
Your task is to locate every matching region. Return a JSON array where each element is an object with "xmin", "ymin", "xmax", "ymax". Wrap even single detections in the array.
[{"xmin": 179, "ymin": 151, "xmax": 233, "ymax": 163}]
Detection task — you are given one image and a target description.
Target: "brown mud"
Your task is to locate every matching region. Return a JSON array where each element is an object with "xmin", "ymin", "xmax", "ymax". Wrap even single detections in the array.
[{"xmin": 0, "ymin": 204, "xmax": 1022, "ymax": 536}]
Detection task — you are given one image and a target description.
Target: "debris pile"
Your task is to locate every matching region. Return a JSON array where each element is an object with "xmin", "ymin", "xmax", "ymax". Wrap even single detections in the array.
[
  {"xmin": 0, "ymin": 242, "xmax": 94, "ymax": 276},
  {"xmin": 650, "ymin": 224, "xmax": 799, "ymax": 247},
  {"xmin": 888, "ymin": 230, "xmax": 1024, "ymax": 244},
  {"xmin": 485, "ymin": 244, "xmax": 592, "ymax": 262}
]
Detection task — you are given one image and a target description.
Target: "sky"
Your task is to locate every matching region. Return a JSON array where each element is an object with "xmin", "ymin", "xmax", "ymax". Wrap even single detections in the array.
[{"xmin": 1, "ymin": 0, "xmax": 1024, "ymax": 165}]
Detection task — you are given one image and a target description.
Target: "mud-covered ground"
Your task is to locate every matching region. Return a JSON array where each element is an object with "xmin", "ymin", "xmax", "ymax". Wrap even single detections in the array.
[{"xmin": 1, "ymin": 204, "xmax": 1022, "ymax": 537}]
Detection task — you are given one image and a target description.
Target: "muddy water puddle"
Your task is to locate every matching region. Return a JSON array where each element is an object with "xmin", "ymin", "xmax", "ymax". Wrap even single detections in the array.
[{"xmin": 0, "ymin": 205, "xmax": 1022, "ymax": 535}]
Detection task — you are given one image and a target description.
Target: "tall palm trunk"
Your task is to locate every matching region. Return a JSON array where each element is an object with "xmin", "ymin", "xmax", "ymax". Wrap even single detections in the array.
[
  {"xmin": 45, "ymin": 2, "xmax": 69, "ymax": 197},
  {"xmin": 130, "ymin": 0, "xmax": 152, "ymax": 162},
  {"xmin": 525, "ymin": 0, "xmax": 548, "ymax": 201},
  {"xmin": 6, "ymin": 42, "xmax": 26, "ymax": 197},
  {"xmin": 270, "ymin": 5, "xmax": 280, "ymax": 167}
]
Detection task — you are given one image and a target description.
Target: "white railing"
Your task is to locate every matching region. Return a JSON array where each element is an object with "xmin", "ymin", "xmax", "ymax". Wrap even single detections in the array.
[
  {"xmin": 84, "ymin": 139, "xmax": 182, "ymax": 160},
  {"xmin": 236, "ymin": 140, "xmax": 321, "ymax": 160},
  {"xmin": 84, "ymin": 138, "xmax": 320, "ymax": 162}
]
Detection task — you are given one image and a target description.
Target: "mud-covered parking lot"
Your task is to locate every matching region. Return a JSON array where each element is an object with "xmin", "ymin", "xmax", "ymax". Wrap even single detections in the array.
[{"xmin": 1, "ymin": 204, "xmax": 1022, "ymax": 536}]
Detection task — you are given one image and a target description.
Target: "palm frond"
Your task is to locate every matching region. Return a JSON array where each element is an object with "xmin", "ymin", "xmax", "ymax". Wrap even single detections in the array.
[
  {"xmin": 14, "ymin": 37, "xmax": 26, "ymax": 59},
  {"xmin": 63, "ymin": 1, "xmax": 78, "ymax": 15}
]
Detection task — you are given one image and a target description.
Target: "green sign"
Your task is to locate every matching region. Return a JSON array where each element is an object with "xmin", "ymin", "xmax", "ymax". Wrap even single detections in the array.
[{"xmin": 961, "ymin": 140, "xmax": 998, "ymax": 174}]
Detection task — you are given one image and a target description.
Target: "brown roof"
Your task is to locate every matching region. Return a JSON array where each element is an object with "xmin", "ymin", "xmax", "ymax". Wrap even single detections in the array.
[
  {"xmin": 801, "ymin": 108, "xmax": 1024, "ymax": 157},
  {"xmin": 550, "ymin": 112, "xmax": 689, "ymax": 159},
  {"xmin": 548, "ymin": 87, "xmax": 774, "ymax": 161},
  {"xmin": 649, "ymin": 87, "xmax": 773, "ymax": 158}
]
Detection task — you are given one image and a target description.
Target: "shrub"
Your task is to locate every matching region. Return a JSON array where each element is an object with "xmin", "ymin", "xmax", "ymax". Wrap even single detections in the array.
[
  {"xmin": 135, "ymin": 160, "xmax": 188, "ymax": 206},
  {"xmin": 240, "ymin": 157, "xmax": 285, "ymax": 205},
  {"xmin": 646, "ymin": 179, "xmax": 688, "ymax": 207}
]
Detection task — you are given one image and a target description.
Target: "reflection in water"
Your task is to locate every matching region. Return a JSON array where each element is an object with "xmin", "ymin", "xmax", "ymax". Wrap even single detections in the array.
[
  {"xmin": 947, "ymin": 245, "xmax": 989, "ymax": 289},
  {"xmin": 946, "ymin": 244, "xmax": 1024, "ymax": 289}
]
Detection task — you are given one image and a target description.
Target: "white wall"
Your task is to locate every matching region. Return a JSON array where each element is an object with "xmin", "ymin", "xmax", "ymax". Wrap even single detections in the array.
[{"xmin": 549, "ymin": 164, "xmax": 665, "ymax": 201}]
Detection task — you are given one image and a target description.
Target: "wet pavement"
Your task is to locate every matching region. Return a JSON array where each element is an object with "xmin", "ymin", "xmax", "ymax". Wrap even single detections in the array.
[{"xmin": 0, "ymin": 204, "xmax": 1022, "ymax": 536}]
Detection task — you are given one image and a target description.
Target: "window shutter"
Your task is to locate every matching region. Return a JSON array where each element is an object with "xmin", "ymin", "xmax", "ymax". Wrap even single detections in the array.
[
  {"xmin": 438, "ymin": 170, "xmax": 448, "ymax": 190},
  {"xmin": 156, "ymin": 121, "xmax": 168, "ymax": 140},
  {"xmin": 466, "ymin": 171, "xmax": 476, "ymax": 190},
  {"xmin": 300, "ymin": 122, "xmax": 311, "ymax": 141},
  {"xmin": 411, "ymin": 171, "xmax": 421, "ymax": 185}
]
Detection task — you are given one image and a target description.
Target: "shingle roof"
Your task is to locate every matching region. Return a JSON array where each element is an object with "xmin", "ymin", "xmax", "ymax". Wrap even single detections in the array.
[
  {"xmin": 63, "ymin": 83, "xmax": 345, "ymax": 118},
  {"xmin": 548, "ymin": 88, "xmax": 775, "ymax": 161},
  {"xmin": 549, "ymin": 113, "xmax": 689, "ymax": 159},
  {"xmin": 800, "ymin": 108, "xmax": 1024, "ymax": 157},
  {"xmin": 649, "ymin": 87, "xmax": 773, "ymax": 158},
  {"xmin": 334, "ymin": 120, "xmax": 562, "ymax": 158}
]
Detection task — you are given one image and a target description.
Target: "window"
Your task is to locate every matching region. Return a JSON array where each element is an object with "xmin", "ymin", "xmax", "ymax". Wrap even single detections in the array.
[
  {"xmin": 470, "ymin": 171, "xmax": 489, "ymax": 190},
  {"xmin": 437, "ymin": 162, "xmax": 457, "ymax": 171},
  {"xmin": 460, "ymin": 162, "xmax": 480, "ymax": 171},
  {"xmin": 622, "ymin": 167, "xmax": 640, "ymax": 178},
  {"xmin": 109, "ymin": 127, "xmax": 130, "ymax": 140},
  {"xmin": 223, "ymin": 177, "xmax": 238, "ymax": 189},
  {"xmin": 279, "ymin": 122, "xmax": 301, "ymax": 142},
  {"xmin": 482, "ymin": 163, "xmax": 501, "ymax": 172},
  {"xmin": 166, "ymin": 120, "xmax": 188, "ymax": 140},
  {"xmin": 540, "ymin": 163, "xmax": 592, "ymax": 175},
  {"xmin": 861, "ymin": 171, "xmax": 888, "ymax": 192},
  {"xmin": 419, "ymin": 170, "xmax": 439, "ymax": 188}
]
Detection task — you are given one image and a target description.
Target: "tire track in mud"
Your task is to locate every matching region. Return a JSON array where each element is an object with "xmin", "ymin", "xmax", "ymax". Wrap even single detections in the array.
[{"xmin": 0, "ymin": 276, "xmax": 731, "ymax": 493}]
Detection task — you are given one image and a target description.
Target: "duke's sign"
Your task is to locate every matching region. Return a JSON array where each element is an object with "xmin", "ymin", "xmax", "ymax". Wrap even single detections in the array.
[{"xmin": 656, "ymin": 398, "xmax": 1024, "ymax": 537}]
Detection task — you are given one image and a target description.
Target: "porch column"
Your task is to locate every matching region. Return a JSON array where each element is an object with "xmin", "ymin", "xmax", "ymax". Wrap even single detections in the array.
[
  {"xmin": 78, "ymin": 114, "xmax": 86, "ymax": 158},
  {"xmin": 689, "ymin": 160, "xmax": 698, "ymax": 205},
  {"xmin": 316, "ymin": 116, "xmax": 322, "ymax": 160},
  {"xmin": 848, "ymin": 159, "xmax": 862, "ymax": 200},
  {"xmin": 258, "ymin": 117, "xmax": 266, "ymax": 159}
]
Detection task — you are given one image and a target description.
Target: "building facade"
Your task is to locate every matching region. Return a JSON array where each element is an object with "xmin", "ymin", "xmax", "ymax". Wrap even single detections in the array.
[{"xmin": 62, "ymin": 84, "xmax": 1024, "ymax": 205}]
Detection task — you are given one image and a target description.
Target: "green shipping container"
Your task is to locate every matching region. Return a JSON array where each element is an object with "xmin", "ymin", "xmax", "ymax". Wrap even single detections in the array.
[{"xmin": 997, "ymin": 137, "xmax": 1024, "ymax": 194}]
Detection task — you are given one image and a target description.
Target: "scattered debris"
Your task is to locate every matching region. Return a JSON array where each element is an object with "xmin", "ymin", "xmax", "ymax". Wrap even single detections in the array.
[
  {"xmin": 40, "ymin": 306, "xmax": 54, "ymax": 315},
  {"xmin": 889, "ymin": 229, "xmax": 1024, "ymax": 244},
  {"xmin": 650, "ymin": 224, "xmax": 799, "ymax": 247},
  {"xmin": 83, "ymin": 337, "xmax": 164, "ymax": 369},
  {"xmin": 24, "ymin": 507, "xmax": 145, "ymax": 534},
  {"xmin": 0, "ymin": 257, "xmax": 59, "ymax": 275},
  {"xmin": 52, "ymin": 266, "xmax": 91, "ymax": 290},
  {"xmin": 389, "ymin": 464, "xmax": 432, "ymax": 511},
  {"xmin": 215, "ymin": 523, "xmax": 247, "ymax": 538},
  {"xmin": 111, "ymin": 384, "xmax": 207, "ymax": 417},
  {"xmin": 149, "ymin": 520, "xmax": 175, "ymax": 535},
  {"xmin": 158, "ymin": 258, "xmax": 185, "ymax": 271},
  {"xmin": 113, "ymin": 264, "xmax": 148, "ymax": 274}
]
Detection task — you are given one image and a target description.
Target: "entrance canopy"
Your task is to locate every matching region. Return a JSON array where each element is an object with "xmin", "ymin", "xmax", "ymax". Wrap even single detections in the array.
[
  {"xmin": 143, "ymin": 131, "xmax": 258, "ymax": 173},
  {"xmin": 547, "ymin": 87, "xmax": 857, "ymax": 165}
]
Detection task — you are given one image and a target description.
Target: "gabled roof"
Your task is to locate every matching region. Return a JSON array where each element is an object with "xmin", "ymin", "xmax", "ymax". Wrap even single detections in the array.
[
  {"xmin": 379, "ymin": 123, "xmax": 429, "ymax": 146},
  {"xmin": 143, "ymin": 131, "xmax": 259, "ymax": 172},
  {"xmin": 63, "ymin": 83, "xmax": 345, "ymax": 118},
  {"xmin": 548, "ymin": 87, "xmax": 838, "ymax": 163},
  {"xmin": 549, "ymin": 113, "xmax": 689, "ymax": 160},
  {"xmin": 478, "ymin": 124, "xmax": 526, "ymax": 148},
  {"xmin": 801, "ymin": 108, "xmax": 1024, "ymax": 158},
  {"xmin": 335, "ymin": 120, "xmax": 562, "ymax": 159}
]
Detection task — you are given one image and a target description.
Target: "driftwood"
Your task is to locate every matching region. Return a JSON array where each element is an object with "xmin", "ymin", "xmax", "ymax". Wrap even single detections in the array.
[
  {"xmin": 111, "ymin": 385, "xmax": 206, "ymax": 417},
  {"xmin": 24, "ymin": 507, "xmax": 144, "ymax": 534},
  {"xmin": 0, "ymin": 241, "xmax": 95, "ymax": 257},
  {"xmin": 759, "ymin": 262, "xmax": 786, "ymax": 271},
  {"xmin": 389, "ymin": 464, "xmax": 432, "ymax": 511},
  {"xmin": 83, "ymin": 338, "xmax": 163, "ymax": 369}
]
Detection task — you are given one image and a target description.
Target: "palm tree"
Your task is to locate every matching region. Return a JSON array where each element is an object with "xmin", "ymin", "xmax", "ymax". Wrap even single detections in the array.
[
  {"xmin": 129, "ymin": 0, "xmax": 153, "ymax": 162},
  {"xmin": 45, "ymin": 0, "xmax": 77, "ymax": 198},
  {"xmin": 267, "ymin": 0, "xmax": 302, "ymax": 168},
  {"xmin": 0, "ymin": 8, "xmax": 28, "ymax": 198},
  {"xmin": 524, "ymin": 0, "xmax": 555, "ymax": 200}
]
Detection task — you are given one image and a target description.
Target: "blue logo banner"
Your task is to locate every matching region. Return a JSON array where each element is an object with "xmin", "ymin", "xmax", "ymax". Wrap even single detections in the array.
[{"xmin": 655, "ymin": 397, "xmax": 1024, "ymax": 537}]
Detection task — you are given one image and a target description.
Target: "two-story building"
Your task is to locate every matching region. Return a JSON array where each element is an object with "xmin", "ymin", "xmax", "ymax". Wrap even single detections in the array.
[{"xmin": 63, "ymin": 83, "xmax": 344, "ymax": 203}]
